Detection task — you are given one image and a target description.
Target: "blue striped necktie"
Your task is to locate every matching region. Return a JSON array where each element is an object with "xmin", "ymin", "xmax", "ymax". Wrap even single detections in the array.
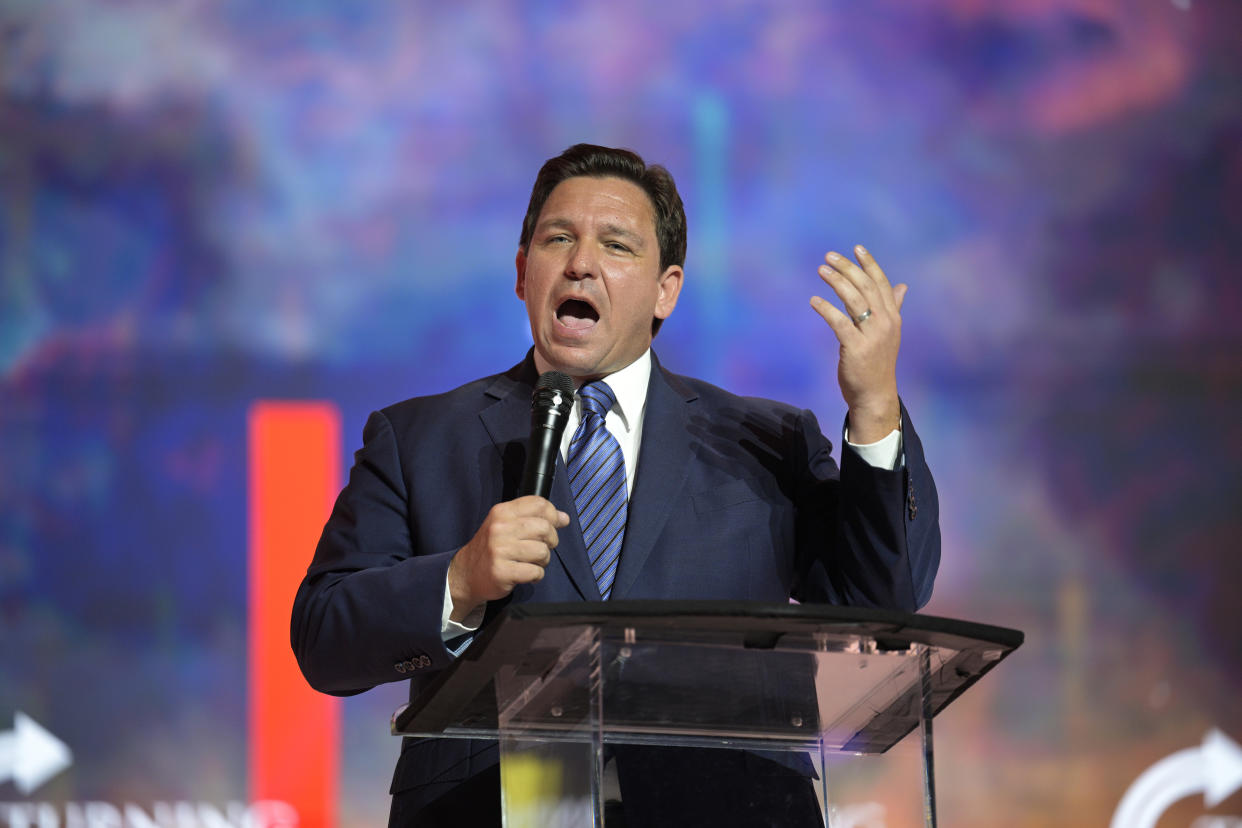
[{"xmin": 567, "ymin": 381, "xmax": 628, "ymax": 599}]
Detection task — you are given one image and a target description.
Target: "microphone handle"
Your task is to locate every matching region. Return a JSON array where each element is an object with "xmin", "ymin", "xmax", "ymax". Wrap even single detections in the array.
[{"xmin": 520, "ymin": 405, "xmax": 567, "ymax": 498}]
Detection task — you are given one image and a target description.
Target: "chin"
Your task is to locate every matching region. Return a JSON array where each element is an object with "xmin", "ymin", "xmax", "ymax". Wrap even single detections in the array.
[{"xmin": 535, "ymin": 343, "xmax": 601, "ymax": 380}]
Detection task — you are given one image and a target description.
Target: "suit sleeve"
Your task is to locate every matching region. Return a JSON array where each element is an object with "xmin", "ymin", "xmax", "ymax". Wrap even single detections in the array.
[
  {"xmin": 792, "ymin": 400, "xmax": 940, "ymax": 612},
  {"xmin": 291, "ymin": 410, "xmax": 459, "ymax": 695}
]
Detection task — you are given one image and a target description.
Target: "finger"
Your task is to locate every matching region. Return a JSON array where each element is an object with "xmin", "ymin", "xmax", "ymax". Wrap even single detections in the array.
[
  {"xmin": 506, "ymin": 496, "xmax": 566, "ymax": 526},
  {"xmin": 534, "ymin": 496, "xmax": 569, "ymax": 527},
  {"xmin": 507, "ymin": 494, "xmax": 552, "ymax": 513},
  {"xmin": 829, "ymin": 249, "xmax": 899, "ymax": 317},
  {"xmin": 893, "ymin": 283, "xmax": 908, "ymax": 311},
  {"xmin": 826, "ymin": 251, "xmax": 884, "ymax": 311},
  {"xmin": 521, "ymin": 541, "xmax": 552, "ymax": 569},
  {"xmin": 513, "ymin": 517, "xmax": 560, "ymax": 548},
  {"xmin": 540, "ymin": 520, "xmax": 560, "ymax": 550},
  {"xmin": 527, "ymin": 539, "xmax": 554, "ymax": 567},
  {"xmin": 854, "ymin": 245, "xmax": 895, "ymax": 299},
  {"xmin": 504, "ymin": 560, "xmax": 548, "ymax": 586},
  {"xmin": 817, "ymin": 262, "xmax": 869, "ymax": 319},
  {"xmin": 809, "ymin": 296, "xmax": 862, "ymax": 345},
  {"xmin": 545, "ymin": 502, "xmax": 570, "ymax": 528},
  {"xmin": 508, "ymin": 539, "xmax": 554, "ymax": 566}
]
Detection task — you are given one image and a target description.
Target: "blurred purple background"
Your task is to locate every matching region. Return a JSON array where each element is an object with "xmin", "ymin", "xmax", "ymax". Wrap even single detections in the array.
[{"xmin": 3, "ymin": 1, "xmax": 1241, "ymax": 825}]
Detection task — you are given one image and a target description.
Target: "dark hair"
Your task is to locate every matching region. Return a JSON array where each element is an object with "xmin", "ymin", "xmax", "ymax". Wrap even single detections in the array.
[{"xmin": 520, "ymin": 142, "xmax": 687, "ymax": 276}]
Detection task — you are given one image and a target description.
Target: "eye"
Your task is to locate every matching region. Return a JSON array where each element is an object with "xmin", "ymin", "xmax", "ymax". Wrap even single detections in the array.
[{"xmin": 605, "ymin": 241, "xmax": 631, "ymax": 253}]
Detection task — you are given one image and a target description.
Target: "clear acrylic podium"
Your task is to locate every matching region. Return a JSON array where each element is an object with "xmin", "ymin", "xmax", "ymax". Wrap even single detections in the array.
[{"xmin": 392, "ymin": 601, "xmax": 1022, "ymax": 827}]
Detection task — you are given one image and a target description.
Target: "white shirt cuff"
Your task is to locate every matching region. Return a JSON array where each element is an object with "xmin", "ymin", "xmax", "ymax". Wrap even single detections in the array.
[
  {"xmin": 844, "ymin": 427, "xmax": 904, "ymax": 470},
  {"xmin": 441, "ymin": 573, "xmax": 484, "ymax": 642}
]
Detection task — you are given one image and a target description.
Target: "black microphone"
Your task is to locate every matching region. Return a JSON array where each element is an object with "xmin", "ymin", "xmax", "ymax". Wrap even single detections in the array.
[{"xmin": 520, "ymin": 371, "xmax": 576, "ymax": 498}]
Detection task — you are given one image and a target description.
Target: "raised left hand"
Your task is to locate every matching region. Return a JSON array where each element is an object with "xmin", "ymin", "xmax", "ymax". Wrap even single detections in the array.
[{"xmin": 809, "ymin": 245, "xmax": 906, "ymax": 444}]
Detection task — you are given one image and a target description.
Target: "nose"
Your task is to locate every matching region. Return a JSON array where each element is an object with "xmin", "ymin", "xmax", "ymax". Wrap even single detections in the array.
[{"xmin": 565, "ymin": 242, "xmax": 597, "ymax": 280}]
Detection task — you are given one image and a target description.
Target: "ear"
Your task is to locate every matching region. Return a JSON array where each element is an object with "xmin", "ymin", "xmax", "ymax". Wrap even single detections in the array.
[
  {"xmin": 514, "ymin": 248, "xmax": 527, "ymax": 300},
  {"xmin": 654, "ymin": 265, "xmax": 683, "ymax": 320}
]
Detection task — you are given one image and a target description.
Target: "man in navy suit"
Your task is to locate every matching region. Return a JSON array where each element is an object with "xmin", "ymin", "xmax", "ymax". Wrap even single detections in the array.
[{"xmin": 292, "ymin": 144, "xmax": 939, "ymax": 826}]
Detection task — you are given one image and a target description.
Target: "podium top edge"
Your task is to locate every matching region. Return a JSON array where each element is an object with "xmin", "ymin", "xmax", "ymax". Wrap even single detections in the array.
[{"xmin": 498, "ymin": 600, "xmax": 1025, "ymax": 649}]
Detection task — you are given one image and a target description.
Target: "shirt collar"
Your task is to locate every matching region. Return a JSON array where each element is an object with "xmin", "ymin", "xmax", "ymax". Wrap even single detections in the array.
[{"xmin": 592, "ymin": 349, "xmax": 651, "ymax": 434}]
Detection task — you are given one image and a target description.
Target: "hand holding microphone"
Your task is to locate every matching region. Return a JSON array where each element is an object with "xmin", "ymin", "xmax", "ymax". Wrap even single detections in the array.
[{"xmin": 447, "ymin": 372, "xmax": 575, "ymax": 621}]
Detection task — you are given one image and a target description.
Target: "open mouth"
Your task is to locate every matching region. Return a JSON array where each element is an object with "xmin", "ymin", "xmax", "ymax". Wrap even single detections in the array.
[{"xmin": 556, "ymin": 298, "xmax": 600, "ymax": 330}]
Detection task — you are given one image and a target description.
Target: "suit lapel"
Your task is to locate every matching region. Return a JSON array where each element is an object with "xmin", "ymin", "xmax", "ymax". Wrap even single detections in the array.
[
  {"xmin": 548, "ymin": 452, "xmax": 601, "ymax": 600},
  {"xmin": 477, "ymin": 357, "xmax": 596, "ymax": 601},
  {"xmin": 610, "ymin": 358, "xmax": 697, "ymax": 599}
]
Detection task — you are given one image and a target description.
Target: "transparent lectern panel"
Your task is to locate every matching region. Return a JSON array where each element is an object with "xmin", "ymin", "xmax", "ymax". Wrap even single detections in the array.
[
  {"xmin": 499, "ymin": 735, "xmax": 601, "ymax": 828},
  {"xmin": 484, "ymin": 620, "xmax": 961, "ymax": 754},
  {"xmin": 817, "ymin": 733, "xmax": 933, "ymax": 828},
  {"xmin": 391, "ymin": 603, "xmax": 1017, "ymax": 752}
]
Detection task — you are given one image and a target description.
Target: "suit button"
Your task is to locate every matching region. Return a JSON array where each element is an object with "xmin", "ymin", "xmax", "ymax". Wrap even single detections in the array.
[
  {"xmin": 395, "ymin": 662, "xmax": 407, "ymax": 673},
  {"xmin": 418, "ymin": 655, "xmax": 432, "ymax": 668}
]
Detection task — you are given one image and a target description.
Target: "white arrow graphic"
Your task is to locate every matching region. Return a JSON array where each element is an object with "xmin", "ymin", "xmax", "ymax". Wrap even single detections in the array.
[
  {"xmin": 0, "ymin": 712, "xmax": 73, "ymax": 794},
  {"xmin": 1111, "ymin": 728, "xmax": 1242, "ymax": 828}
]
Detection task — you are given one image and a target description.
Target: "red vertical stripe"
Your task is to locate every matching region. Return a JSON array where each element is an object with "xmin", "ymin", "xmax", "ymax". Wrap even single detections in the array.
[{"xmin": 248, "ymin": 401, "xmax": 342, "ymax": 828}]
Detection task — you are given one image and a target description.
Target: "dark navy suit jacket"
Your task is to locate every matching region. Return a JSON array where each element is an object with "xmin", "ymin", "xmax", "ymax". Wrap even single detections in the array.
[{"xmin": 291, "ymin": 351, "xmax": 940, "ymax": 816}]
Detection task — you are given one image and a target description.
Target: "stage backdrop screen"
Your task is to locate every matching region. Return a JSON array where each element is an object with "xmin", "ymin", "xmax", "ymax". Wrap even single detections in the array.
[{"xmin": 2, "ymin": 2, "xmax": 1241, "ymax": 826}]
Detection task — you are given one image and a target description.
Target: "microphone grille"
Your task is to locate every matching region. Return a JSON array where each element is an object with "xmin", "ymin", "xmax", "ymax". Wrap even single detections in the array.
[{"xmin": 536, "ymin": 371, "xmax": 576, "ymax": 397}]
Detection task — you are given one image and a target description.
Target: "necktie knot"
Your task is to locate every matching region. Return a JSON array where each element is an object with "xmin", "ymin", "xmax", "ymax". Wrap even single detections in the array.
[{"xmin": 579, "ymin": 381, "xmax": 617, "ymax": 422}]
